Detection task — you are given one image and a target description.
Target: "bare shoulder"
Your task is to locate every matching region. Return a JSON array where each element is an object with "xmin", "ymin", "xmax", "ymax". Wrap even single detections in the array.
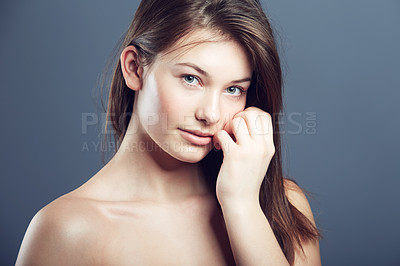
[
  {"xmin": 283, "ymin": 178, "xmax": 321, "ymax": 266},
  {"xmin": 16, "ymin": 193, "xmax": 102, "ymax": 266},
  {"xmin": 283, "ymin": 178, "xmax": 316, "ymax": 225}
]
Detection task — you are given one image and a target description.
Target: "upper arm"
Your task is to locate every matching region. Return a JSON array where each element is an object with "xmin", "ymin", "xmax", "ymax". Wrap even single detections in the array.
[
  {"xmin": 284, "ymin": 179, "xmax": 321, "ymax": 266},
  {"xmin": 16, "ymin": 199, "xmax": 97, "ymax": 266}
]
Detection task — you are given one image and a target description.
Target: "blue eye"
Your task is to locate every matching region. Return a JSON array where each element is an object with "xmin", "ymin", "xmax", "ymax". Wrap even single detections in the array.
[
  {"xmin": 183, "ymin": 75, "xmax": 200, "ymax": 86},
  {"xmin": 225, "ymin": 86, "xmax": 243, "ymax": 96}
]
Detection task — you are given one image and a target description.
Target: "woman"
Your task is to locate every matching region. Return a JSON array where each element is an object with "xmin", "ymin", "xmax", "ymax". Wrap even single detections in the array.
[{"xmin": 16, "ymin": 0, "xmax": 321, "ymax": 265}]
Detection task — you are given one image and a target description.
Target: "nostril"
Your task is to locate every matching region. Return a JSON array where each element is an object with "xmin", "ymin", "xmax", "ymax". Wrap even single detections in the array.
[{"xmin": 195, "ymin": 110, "xmax": 220, "ymax": 125}]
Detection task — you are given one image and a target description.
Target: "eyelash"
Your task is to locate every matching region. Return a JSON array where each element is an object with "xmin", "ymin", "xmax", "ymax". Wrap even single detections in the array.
[
  {"xmin": 180, "ymin": 74, "xmax": 246, "ymax": 99},
  {"xmin": 181, "ymin": 75, "xmax": 201, "ymax": 88}
]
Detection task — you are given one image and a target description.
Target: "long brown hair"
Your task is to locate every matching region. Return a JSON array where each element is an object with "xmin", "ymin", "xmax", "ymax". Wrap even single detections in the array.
[{"xmin": 99, "ymin": 0, "xmax": 320, "ymax": 264}]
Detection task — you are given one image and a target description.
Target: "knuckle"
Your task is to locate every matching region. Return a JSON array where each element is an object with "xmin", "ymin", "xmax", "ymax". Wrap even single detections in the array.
[
  {"xmin": 247, "ymin": 106, "xmax": 261, "ymax": 112},
  {"xmin": 262, "ymin": 112, "xmax": 272, "ymax": 121}
]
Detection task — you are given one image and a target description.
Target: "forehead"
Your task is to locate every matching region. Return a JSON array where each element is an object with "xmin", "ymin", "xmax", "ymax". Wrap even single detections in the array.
[
  {"xmin": 155, "ymin": 29, "xmax": 252, "ymax": 74},
  {"xmin": 162, "ymin": 29, "xmax": 227, "ymax": 57}
]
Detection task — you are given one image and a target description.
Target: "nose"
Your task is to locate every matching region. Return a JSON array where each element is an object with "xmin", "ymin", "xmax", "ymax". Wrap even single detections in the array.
[{"xmin": 195, "ymin": 90, "xmax": 220, "ymax": 125}]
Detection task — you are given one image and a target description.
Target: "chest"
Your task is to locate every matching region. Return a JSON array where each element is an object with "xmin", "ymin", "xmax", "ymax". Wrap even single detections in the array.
[{"xmin": 93, "ymin": 200, "xmax": 235, "ymax": 265}]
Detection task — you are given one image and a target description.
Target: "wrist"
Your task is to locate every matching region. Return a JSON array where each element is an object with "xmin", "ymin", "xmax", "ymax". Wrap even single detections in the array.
[{"xmin": 218, "ymin": 196, "xmax": 261, "ymax": 214}]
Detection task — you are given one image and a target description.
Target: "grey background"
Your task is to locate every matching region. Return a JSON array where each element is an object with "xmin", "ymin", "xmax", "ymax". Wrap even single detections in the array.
[{"xmin": 1, "ymin": 0, "xmax": 399, "ymax": 265}]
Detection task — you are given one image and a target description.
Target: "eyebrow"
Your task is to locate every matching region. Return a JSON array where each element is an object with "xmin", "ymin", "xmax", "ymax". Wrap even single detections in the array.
[{"xmin": 175, "ymin": 62, "xmax": 252, "ymax": 83}]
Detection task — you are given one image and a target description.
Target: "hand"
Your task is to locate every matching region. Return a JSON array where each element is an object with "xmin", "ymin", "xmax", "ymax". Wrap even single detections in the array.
[{"xmin": 213, "ymin": 107, "xmax": 275, "ymax": 208}]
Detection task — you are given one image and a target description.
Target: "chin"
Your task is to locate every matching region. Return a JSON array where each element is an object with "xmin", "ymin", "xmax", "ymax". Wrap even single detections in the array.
[{"xmin": 168, "ymin": 144, "xmax": 212, "ymax": 163}]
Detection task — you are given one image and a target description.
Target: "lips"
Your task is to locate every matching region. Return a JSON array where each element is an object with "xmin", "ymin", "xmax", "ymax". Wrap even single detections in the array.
[{"xmin": 178, "ymin": 129, "xmax": 213, "ymax": 146}]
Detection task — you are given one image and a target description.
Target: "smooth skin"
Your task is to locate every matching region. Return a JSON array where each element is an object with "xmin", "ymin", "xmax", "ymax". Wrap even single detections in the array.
[{"xmin": 16, "ymin": 29, "xmax": 320, "ymax": 265}]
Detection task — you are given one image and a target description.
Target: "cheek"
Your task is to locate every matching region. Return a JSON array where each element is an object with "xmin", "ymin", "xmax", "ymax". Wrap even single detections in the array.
[
  {"xmin": 220, "ymin": 99, "xmax": 246, "ymax": 124},
  {"xmin": 136, "ymin": 73, "xmax": 162, "ymax": 126},
  {"xmin": 157, "ymin": 78, "xmax": 191, "ymax": 125}
]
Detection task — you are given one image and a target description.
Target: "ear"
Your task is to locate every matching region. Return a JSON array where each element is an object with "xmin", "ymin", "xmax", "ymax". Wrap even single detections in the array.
[{"xmin": 120, "ymin": 45, "xmax": 143, "ymax": 91}]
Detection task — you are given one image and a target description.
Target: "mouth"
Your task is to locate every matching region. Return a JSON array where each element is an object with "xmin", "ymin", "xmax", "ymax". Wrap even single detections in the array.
[{"xmin": 178, "ymin": 128, "xmax": 213, "ymax": 146}]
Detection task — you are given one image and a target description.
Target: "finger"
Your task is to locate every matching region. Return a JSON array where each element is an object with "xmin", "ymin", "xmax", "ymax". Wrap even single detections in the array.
[
  {"xmin": 222, "ymin": 118, "xmax": 235, "ymax": 141},
  {"xmin": 223, "ymin": 107, "xmax": 254, "ymax": 134},
  {"xmin": 258, "ymin": 113, "xmax": 275, "ymax": 146},
  {"xmin": 213, "ymin": 130, "xmax": 236, "ymax": 153},
  {"xmin": 222, "ymin": 119, "xmax": 231, "ymax": 133},
  {"xmin": 234, "ymin": 110, "xmax": 263, "ymax": 139},
  {"xmin": 231, "ymin": 117, "xmax": 250, "ymax": 145}
]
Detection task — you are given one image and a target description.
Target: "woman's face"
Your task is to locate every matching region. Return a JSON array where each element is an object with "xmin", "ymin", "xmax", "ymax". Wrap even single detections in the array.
[{"xmin": 134, "ymin": 29, "xmax": 252, "ymax": 163}]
